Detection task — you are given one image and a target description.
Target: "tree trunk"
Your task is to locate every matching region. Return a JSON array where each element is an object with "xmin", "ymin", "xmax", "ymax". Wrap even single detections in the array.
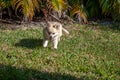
[
  {"xmin": 8, "ymin": 7, "xmax": 12, "ymax": 19},
  {"xmin": 0, "ymin": 7, "xmax": 2, "ymax": 23}
]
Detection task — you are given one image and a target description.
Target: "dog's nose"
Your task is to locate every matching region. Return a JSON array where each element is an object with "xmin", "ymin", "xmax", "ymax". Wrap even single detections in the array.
[{"xmin": 50, "ymin": 36, "xmax": 52, "ymax": 40}]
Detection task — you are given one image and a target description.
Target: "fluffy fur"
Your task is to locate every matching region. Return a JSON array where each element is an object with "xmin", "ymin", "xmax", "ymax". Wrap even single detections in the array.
[{"xmin": 43, "ymin": 21, "xmax": 69, "ymax": 49}]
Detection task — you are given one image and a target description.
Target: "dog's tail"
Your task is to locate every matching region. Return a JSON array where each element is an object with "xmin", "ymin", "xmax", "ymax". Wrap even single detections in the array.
[{"xmin": 62, "ymin": 28, "xmax": 69, "ymax": 34}]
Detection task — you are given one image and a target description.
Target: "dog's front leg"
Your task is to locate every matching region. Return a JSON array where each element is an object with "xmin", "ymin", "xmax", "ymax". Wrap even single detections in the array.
[
  {"xmin": 43, "ymin": 40, "xmax": 49, "ymax": 47},
  {"xmin": 53, "ymin": 39, "xmax": 58, "ymax": 49}
]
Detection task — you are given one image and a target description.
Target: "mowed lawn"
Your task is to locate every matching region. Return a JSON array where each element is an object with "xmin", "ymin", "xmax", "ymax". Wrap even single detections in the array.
[{"xmin": 0, "ymin": 23, "xmax": 120, "ymax": 80}]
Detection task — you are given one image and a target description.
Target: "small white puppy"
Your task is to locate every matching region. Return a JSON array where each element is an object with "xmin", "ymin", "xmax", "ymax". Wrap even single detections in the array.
[{"xmin": 43, "ymin": 21, "xmax": 69, "ymax": 49}]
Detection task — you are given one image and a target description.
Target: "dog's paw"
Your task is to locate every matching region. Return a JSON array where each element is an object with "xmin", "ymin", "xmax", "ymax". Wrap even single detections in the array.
[
  {"xmin": 43, "ymin": 44, "xmax": 47, "ymax": 48},
  {"xmin": 43, "ymin": 40, "xmax": 48, "ymax": 48},
  {"xmin": 53, "ymin": 47, "xmax": 57, "ymax": 49}
]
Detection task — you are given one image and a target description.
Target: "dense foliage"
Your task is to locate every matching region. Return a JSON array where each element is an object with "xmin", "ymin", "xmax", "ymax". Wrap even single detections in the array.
[{"xmin": 0, "ymin": 0, "xmax": 120, "ymax": 23}]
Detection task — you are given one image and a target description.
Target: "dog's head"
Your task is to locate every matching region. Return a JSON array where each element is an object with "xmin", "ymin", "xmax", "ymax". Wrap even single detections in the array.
[{"xmin": 46, "ymin": 23, "xmax": 60, "ymax": 39}]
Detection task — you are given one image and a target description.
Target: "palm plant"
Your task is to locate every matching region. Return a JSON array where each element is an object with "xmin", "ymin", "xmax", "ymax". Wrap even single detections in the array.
[
  {"xmin": 68, "ymin": 0, "xmax": 88, "ymax": 23},
  {"xmin": 99, "ymin": 0, "xmax": 111, "ymax": 16},
  {"xmin": 51, "ymin": 0, "xmax": 68, "ymax": 18},
  {"xmin": 86, "ymin": 0, "xmax": 120, "ymax": 21},
  {"xmin": 0, "ymin": 0, "xmax": 120, "ymax": 23},
  {"xmin": 12, "ymin": 0, "xmax": 41, "ymax": 22},
  {"xmin": 0, "ymin": 0, "xmax": 12, "ymax": 19},
  {"xmin": 110, "ymin": 0, "xmax": 120, "ymax": 21},
  {"xmin": 40, "ymin": 0, "xmax": 69, "ymax": 22},
  {"xmin": 98, "ymin": 0, "xmax": 120, "ymax": 20},
  {"xmin": 86, "ymin": 0, "xmax": 100, "ymax": 18},
  {"xmin": 0, "ymin": 0, "xmax": 11, "ymax": 8}
]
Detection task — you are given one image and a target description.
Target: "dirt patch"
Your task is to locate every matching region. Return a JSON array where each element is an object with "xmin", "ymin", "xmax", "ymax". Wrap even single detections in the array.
[
  {"xmin": 0, "ymin": 19, "xmax": 74, "ymax": 30},
  {"xmin": 0, "ymin": 21, "xmax": 46, "ymax": 30}
]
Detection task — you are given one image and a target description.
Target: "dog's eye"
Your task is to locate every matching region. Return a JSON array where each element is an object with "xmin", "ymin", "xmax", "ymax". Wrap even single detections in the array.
[
  {"xmin": 53, "ymin": 25, "xmax": 56, "ymax": 28},
  {"xmin": 53, "ymin": 25, "xmax": 58, "ymax": 28},
  {"xmin": 52, "ymin": 33, "xmax": 55, "ymax": 35}
]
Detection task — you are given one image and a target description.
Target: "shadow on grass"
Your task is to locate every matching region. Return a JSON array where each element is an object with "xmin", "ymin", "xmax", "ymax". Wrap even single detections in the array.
[
  {"xmin": 15, "ymin": 38, "xmax": 43, "ymax": 49},
  {"xmin": 89, "ymin": 21, "xmax": 120, "ymax": 31},
  {"xmin": 100, "ymin": 22, "xmax": 120, "ymax": 31},
  {"xmin": 110, "ymin": 22, "xmax": 120, "ymax": 31},
  {"xmin": 0, "ymin": 64, "xmax": 80, "ymax": 80}
]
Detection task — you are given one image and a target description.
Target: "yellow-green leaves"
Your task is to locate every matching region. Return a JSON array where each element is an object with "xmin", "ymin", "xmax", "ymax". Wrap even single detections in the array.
[
  {"xmin": 12, "ymin": 0, "xmax": 41, "ymax": 22},
  {"xmin": 51, "ymin": 0, "xmax": 68, "ymax": 17},
  {"xmin": 69, "ymin": 0, "xmax": 88, "ymax": 23}
]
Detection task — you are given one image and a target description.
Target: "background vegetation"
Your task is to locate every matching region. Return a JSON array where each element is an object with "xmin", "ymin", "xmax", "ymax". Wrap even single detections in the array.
[{"xmin": 0, "ymin": 0, "xmax": 120, "ymax": 23}]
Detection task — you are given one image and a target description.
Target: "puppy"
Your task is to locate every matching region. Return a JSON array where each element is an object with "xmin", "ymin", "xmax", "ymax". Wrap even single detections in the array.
[{"xmin": 43, "ymin": 21, "xmax": 69, "ymax": 49}]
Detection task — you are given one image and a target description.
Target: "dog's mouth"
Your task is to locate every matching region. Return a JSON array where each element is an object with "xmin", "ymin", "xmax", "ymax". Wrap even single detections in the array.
[
  {"xmin": 49, "ymin": 35, "xmax": 57, "ymax": 40},
  {"xmin": 49, "ymin": 36, "xmax": 52, "ymax": 40},
  {"xmin": 46, "ymin": 29, "xmax": 58, "ymax": 40},
  {"xmin": 49, "ymin": 33, "xmax": 58, "ymax": 41}
]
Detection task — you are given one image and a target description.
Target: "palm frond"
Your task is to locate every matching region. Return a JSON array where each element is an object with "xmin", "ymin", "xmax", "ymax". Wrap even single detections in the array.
[
  {"xmin": 12, "ymin": 0, "xmax": 41, "ymax": 22},
  {"xmin": 99, "ymin": 0, "xmax": 111, "ymax": 16},
  {"xmin": 52, "ymin": 0, "xmax": 68, "ymax": 11},
  {"xmin": 111, "ymin": 0, "xmax": 120, "ymax": 21},
  {"xmin": 51, "ymin": 0, "xmax": 68, "ymax": 17},
  {"xmin": 86, "ymin": 0, "xmax": 100, "ymax": 17},
  {"xmin": 0, "ymin": 0, "xmax": 11, "ymax": 9},
  {"xmin": 68, "ymin": 0, "xmax": 88, "ymax": 23}
]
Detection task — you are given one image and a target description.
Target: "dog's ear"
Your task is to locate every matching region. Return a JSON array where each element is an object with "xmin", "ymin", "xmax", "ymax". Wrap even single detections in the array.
[{"xmin": 46, "ymin": 21, "xmax": 51, "ymax": 27}]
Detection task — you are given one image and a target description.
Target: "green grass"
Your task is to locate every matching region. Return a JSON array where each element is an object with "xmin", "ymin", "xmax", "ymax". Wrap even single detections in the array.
[{"xmin": 0, "ymin": 23, "xmax": 120, "ymax": 80}]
